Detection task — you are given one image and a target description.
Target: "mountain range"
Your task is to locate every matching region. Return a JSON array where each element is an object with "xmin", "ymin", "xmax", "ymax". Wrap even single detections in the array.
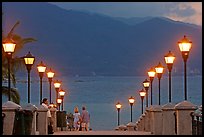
[{"xmin": 2, "ymin": 2, "xmax": 202, "ymax": 77}]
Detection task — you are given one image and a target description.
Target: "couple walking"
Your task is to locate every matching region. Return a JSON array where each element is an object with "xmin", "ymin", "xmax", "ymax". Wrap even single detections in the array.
[{"xmin": 73, "ymin": 106, "xmax": 90, "ymax": 131}]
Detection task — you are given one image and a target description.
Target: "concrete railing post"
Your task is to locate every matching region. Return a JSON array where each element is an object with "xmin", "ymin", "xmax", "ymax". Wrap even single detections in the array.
[
  {"xmin": 162, "ymin": 103, "xmax": 176, "ymax": 135},
  {"xmin": 150, "ymin": 105, "xmax": 162, "ymax": 135},
  {"xmin": 2, "ymin": 101, "xmax": 22, "ymax": 135},
  {"xmin": 137, "ymin": 116, "xmax": 142, "ymax": 131},
  {"xmin": 126, "ymin": 122, "xmax": 136, "ymax": 131},
  {"xmin": 50, "ymin": 107, "xmax": 57, "ymax": 132},
  {"xmin": 174, "ymin": 101, "xmax": 198, "ymax": 135},
  {"xmin": 141, "ymin": 114, "xmax": 146, "ymax": 131},
  {"xmin": 22, "ymin": 103, "xmax": 38, "ymax": 135},
  {"xmin": 37, "ymin": 105, "xmax": 48, "ymax": 135},
  {"xmin": 144, "ymin": 107, "xmax": 151, "ymax": 132},
  {"xmin": 148, "ymin": 105, "xmax": 154, "ymax": 133},
  {"xmin": 114, "ymin": 126, "xmax": 119, "ymax": 131},
  {"xmin": 138, "ymin": 120, "xmax": 141, "ymax": 131},
  {"xmin": 135, "ymin": 121, "xmax": 139, "ymax": 131},
  {"xmin": 118, "ymin": 124, "xmax": 127, "ymax": 131}
]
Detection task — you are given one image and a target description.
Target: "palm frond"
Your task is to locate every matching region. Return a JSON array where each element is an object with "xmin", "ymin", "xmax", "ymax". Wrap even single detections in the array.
[
  {"xmin": 11, "ymin": 34, "xmax": 37, "ymax": 55},
  {"xmin": 2, "ymin": 86, "xmax": 20, "ymax": 104},
  {"xmin": 7, "ymin": 21, "xmax": 20, "ymax": 38},
  {"xmin": 10, "ymin": 57, "xmax": 25, "ymax": 87}
]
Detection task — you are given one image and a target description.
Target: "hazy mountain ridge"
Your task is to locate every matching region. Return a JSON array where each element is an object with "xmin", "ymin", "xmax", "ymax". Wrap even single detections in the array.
[
  {"xmin": 114, "ymin": 16, "xmax": 154, "ymax": 25},
  {"xmin": 2, "ymin": 2, "xmax": 202, "ymax": 77}
]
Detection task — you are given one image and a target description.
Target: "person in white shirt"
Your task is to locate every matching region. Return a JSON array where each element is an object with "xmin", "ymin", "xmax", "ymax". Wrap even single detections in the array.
[
  {"xmin": 73, "ymin": 106, "xmax": 81, "ymax": 131},
  {"xmin": 41, "ymin": 98, "xmax": 52, "ymax": 118},
  {"xmin": 41, "ymin": 98, "xmax": 53, "ymax": 134}
]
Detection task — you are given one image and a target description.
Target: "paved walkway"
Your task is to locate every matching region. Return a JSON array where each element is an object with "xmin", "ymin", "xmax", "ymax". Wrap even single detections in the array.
[{"xmin": 53, "ymin": 130, "xmax": 152, "ymax": 135}]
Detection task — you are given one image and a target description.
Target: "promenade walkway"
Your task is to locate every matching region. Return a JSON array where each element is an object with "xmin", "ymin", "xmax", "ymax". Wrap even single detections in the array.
[{"xmin": 53, "ymin": 130, "xmax": 152, "ymax": 135}]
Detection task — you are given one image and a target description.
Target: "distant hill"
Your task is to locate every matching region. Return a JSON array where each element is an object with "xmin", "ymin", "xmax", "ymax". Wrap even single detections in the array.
[
  {"xmin": 114, "ymin": 16, "xmax": 154, "ymax": 25},
  {"xmin": 2, "ymin": 2, "xmax": 202, "ymax": 77}
]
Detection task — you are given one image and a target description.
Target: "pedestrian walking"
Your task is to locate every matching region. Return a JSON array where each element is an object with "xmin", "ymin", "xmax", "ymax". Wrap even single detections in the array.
[
  {"xmin": 81, "ymin": 106, "xmax": 90, "ymax": 131},
  {"xmin": 73, "ymin": 106, "xmax": 81, "ymax": 131}
]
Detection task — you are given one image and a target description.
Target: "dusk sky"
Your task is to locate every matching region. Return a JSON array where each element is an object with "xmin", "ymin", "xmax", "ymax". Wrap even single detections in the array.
[{"xmin": 49, "ymin": 2, "xmax": 202, "ymax": 26}]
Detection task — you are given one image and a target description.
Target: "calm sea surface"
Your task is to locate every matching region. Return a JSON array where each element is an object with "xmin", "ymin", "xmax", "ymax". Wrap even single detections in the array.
[{"xmin": 2, "ymin": 76, "xmax": 202, "ymax": 130}]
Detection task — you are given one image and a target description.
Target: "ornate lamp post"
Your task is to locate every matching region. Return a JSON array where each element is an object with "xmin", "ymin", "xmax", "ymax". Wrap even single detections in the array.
[
  {"xmin": 57, "ymin": 98, "xmax": 62, "ymax": 111},
  {"xmin": 37, "ymin": 61, "xmax": 46, "ymax": 104},
  {"xmin": 116, "ymin": 102, "xmax": 122, "ymax": 126},
  {"xmin": 164, "ymin": 51, "xmax": 175, "ymax": 103},
  {"xmin": 47, "ymin": 68, "xmax": 55, "ymax": 104},
  {"xmin": 147, "ymin": 67, "xmax": 156, "ymax": 105},
  {"xmin": 54, "ymin": 80, "xmax": 61, "ymax": 105},
  {"xmin": 23, "ymin": 51, "xmax": 35, "ymax": 103},
  {"xmin": 2, "ymin": 37, "xmax": 16, "ymax": 101},
  {"xmin": 59, "ymin": 89, "xmax": 65, "ymax": 111},
  {"xmin": 143, "ymin": 79, "xmax": 150, "ymax": 107},
  {"xmin": 139, "ymin": 89, "xmax": 146, "ymax": 114},
  {"xmin": 178, "ymin": 35, "xmax": 192, "ymax": 100},
  {"xmin": 57, "ymin": 98, "xmax": 63, "ymax": 131},
  {"xmin": 155, "ymin": 62, "xmax": 164, "ymax": 105},
  {"xmin": 128, "ymin": 96, "xmax": 135, "ymax": 122}
]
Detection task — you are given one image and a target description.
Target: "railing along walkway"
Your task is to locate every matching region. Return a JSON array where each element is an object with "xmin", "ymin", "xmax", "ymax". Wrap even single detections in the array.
[{"xmin": 53, "ymin": 130, "xmax": 152, "ymax": 135}]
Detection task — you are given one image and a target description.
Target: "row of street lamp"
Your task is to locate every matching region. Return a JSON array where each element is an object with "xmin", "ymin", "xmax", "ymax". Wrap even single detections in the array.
[
  {"xmin": 146, "ymin": 52, "xmax": 174, "ymax": 106},
  {"xmin": 115, "ymin": 35, "xmax": 192, "ymax": 126},
  {"xmin": 3, "ymin": 35, "xmax": 192, "ymax": 125},
  {"xmin": 115, "ymin": 89, "xmax": 146, "ymax": 126},
  {"xmin": 3, "ymin": 37, "xmax": 66, "ymax": 111}
]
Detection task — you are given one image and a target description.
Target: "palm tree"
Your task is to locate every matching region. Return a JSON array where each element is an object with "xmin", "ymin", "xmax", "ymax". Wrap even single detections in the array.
[
  {"xmin": 2, "ymin": 86, "xmax": 20, "ymax": 104},
  {"xmin": 2, "ymin": 21, "xmax": 37, "ymax": 104}
]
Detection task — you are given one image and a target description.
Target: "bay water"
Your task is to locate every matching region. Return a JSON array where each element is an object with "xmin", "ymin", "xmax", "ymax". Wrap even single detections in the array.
[{"xmin": 2, "ymin": 75, "xmax": 202, "ymax": 130}]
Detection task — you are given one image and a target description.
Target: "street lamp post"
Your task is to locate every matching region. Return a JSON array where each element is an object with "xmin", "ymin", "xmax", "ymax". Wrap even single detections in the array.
[
  {"xmin": 128, "ymin": 96, "xmax": 135, "ymax": 122},
  {"xmin": 59, "ymin": 89, "xmax": 65, "ymax": 111},
  {"xmin": 57, "ymin": 98, "xmax": 63, "ymax": 131},
  {"xmin": 54, "ymin": 80, "xmax": 61, "ymax": 105},
  {"xmin": 116, "ymin": 102, "xmax": 122, "ymax": 126},
  {"xmin": 2, "ymin": 37, "xmax": 16, "ymax": 101},
  {"xmin": 143, "ymin": 79, "xmax": 150, "ymax": 107},
  {"xmin": 164, "ymin": 51, "xmax": 175, "ymax": 103},
  {"xmin": 23, "ymin": 51, "xmax": 35, "ymax": 103},
  {"xmin": 155, "ymin": 62, "xmax": 164, "ymax": 105},
  {"xmin": 57, "ymin": 98, "xmax": 62, "ymax": 111},
  {"xmin": 148, "ymin": 67, "xmax": 156, "ymax": 105},
  {"xmin": 47, "ymin": 68, "xmax": 55, "ymax": 104},
  {"xmin": 37, "ymin": 61, "xmax": 46, "ymax": 104},
  {"xmin": 178, "ymin": 35, "xmax": 192, "ymax": 100},
  {"xmin": 139, "ymin": 89, "xmax": 146, "ymax": 114}
]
